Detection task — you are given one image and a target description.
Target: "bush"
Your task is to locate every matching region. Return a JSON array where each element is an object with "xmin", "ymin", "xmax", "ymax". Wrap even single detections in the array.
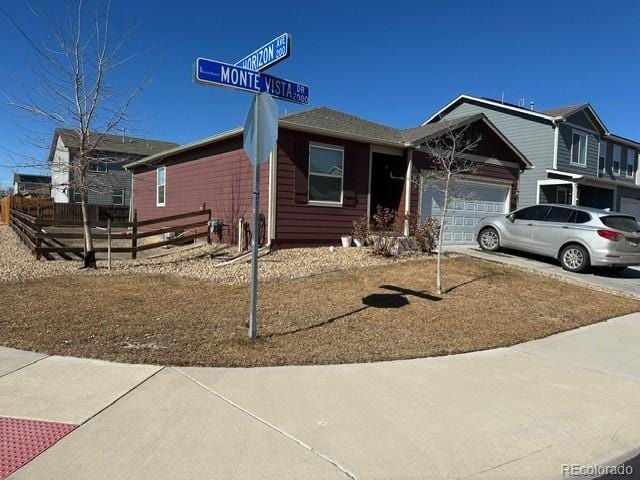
[
  {"xmin": 352, "ymin": 216, "xmax": 370, "ymax": 244},
  {"xmin": 413, "ymin": 217, "xmax": 440, "ymax": 254},
  {"xmin": 372, "ymin": 206, "xmax": 396, "ymax": 232},
  {"xmin": 370, "ymin": 235, "xmax": 398, "ymax": 257}
]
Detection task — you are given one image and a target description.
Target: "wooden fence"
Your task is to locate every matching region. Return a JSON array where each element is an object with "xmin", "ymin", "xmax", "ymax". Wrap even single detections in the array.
[
  {"xmin": 9, "ymin": 206, "xmax": 212, "ymax": 260},
  {"xmin": 1, "ymin": 196, "xmax": 130, "ymax": 224},
  {"xmin": 1, "ymin": 197, "xmax": 54, "ymax": 223}
]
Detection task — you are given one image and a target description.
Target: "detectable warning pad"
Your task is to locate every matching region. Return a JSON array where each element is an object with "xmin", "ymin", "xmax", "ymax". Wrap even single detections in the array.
[{"xmin": 0, "ymin": 416, "xmax": 76, "ymax": 479}]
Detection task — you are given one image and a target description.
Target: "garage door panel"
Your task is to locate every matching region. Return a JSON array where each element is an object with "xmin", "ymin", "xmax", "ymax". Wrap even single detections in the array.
[
  {"xmin": 421, "ymin": 178, "xmax": 509, "ymax": 245},
  {"xmin": 619, "ymin": 197, "xmax": 640, "ymax": 221}
]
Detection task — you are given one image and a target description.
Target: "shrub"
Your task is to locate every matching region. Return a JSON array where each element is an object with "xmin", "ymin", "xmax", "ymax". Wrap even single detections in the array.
[
  {"xmin": 352, "ymin": 216, "xmax": 370, "ymax": 244},
  {"xmin": 370, "ymin": 235, "xmax": 397, "ymax": 257},
  {"xmin": 372, "ymin": 206, "xmax": 396, "ymax": 232},
  {"xmin": 414, "ymin": 217, "xmax": 440, "ymax": 254}
]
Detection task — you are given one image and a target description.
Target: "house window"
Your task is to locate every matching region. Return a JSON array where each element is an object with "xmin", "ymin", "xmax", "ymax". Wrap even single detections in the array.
[
  {"xmin": 598, "ymin": 141, "xmax": 606, "ymax": 171},
  {"xmin": 570, "ymin": 130, "xmax": 588, "ymax": 166},
  {"xmin": 112, "ymin": 188, "xmax": 125, "ymax": 206},
  {"xmin": 626, "ymin": 149, "xmax": 636, "ymax": 177},
  {"xmin": 89, "ymin": 160, "xmax": 107, "ymax": 173},
  {"xmin": 308, "ymin": 144, "xmax": 344, "ymax": 204},
  {"xmin": 613, "ymin": 144, "xmax": 621, "ymax": 174},
  {"xmin": 73, "ymin": 190, "xmax": 82, "ymax": 203},
  {"xmin": 156, "ymin": 166, "xmax": 166, "ymax": 206}
]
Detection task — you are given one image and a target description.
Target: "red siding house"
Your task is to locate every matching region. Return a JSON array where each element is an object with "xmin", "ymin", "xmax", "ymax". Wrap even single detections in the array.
[{"xmin": 124, "ymin": 107, "xmax": 530, "ymax": 247}]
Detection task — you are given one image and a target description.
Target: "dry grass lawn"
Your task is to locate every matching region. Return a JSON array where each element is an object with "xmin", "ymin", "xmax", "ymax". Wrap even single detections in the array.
[{"xmin": 1, "ymin": 256, "xmax": 638, "ymax": 367}]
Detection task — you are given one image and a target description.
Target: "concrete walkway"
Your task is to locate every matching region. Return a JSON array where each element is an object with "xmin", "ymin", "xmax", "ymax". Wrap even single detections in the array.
[
  {"xmin": 2, "ymin": 314, "xmax": 640, "ymax": 479},
  {"xmin": 449, "ymin": 245, "xmax": 640, "ymax": 299}
]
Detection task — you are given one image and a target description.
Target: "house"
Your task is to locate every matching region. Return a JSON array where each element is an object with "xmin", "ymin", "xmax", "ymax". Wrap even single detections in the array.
[
  {"xmin": 124, "ymin": 107, "xmax": 530, "ymax": 247},
  {"xmin": 12, "ymin": 173, "xmax": 51, "ymax": 198},
  {"xmin": 49, "ymin": 128, "xmax": 178, "ymax": 207},
  {"xmin": 425, "ymin": 94, "xmax": 640, "ymax": 218}
]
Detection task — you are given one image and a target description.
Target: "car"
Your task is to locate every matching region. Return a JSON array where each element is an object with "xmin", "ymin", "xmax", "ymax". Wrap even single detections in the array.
[{"xmin": 474, "ymin": 204, "xmax": 640, "ymax": 273}]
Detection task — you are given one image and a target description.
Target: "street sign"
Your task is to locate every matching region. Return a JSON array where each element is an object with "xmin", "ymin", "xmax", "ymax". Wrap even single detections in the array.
[
  {"xmin": 195, "ymin": 58, "xmax": 310, "ymax": 105},
  {"xmin": 243, "ymin": 94, "xmax": 278, "ymax": 165},
  {"xmin": 235, "ymin": 33, "xmax": 290, "ymax": 72}
]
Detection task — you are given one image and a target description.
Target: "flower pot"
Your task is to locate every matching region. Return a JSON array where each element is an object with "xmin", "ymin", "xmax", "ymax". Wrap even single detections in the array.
[
  {"xmin": 341, "ymin": 235, "xmax": 352, "ymax": 248},
  {"xmin": 353, "ymin": 238, "xmax": 363, "ymax": 247}
]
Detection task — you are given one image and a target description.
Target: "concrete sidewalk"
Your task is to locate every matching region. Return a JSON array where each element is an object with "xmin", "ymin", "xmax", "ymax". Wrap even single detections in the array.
[
  {"xmin": 2, "ymin": 313, "xmax": 640, "ymax": 479},
  {"xmin": 448, "ymin": 245, "xmax": 640, "ymax": 299}
]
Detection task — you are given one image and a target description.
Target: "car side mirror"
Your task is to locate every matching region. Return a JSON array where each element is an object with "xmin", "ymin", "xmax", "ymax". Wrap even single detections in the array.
[{"xmin": 507, "ymin": 214, "xmax": 515, "ymax": 223}]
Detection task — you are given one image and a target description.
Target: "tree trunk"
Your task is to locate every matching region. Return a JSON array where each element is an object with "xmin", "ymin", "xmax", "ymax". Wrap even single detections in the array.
[
  {"xmin": 80, "ymin": 192, "xmax": 96, "ymax": 268},
  {"xmin": 436, "ymin": 173, "xmax": 451, "ymax": 295}
]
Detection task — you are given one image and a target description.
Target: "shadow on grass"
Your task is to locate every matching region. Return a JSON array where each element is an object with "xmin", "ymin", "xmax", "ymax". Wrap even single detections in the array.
[{"xmin": 443, "ymin": 274, "xmax": 499, "ymax": 293}]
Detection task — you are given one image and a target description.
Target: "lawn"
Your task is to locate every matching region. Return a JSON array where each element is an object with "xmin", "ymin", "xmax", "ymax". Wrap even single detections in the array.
[{"xmin": 1, "ymin": 256, "xmax": 638, "ymax": 367}]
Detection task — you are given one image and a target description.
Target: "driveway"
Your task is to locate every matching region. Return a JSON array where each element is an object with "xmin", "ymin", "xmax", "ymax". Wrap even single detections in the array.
[
  {"xmin": 1, "ymin": 313, "xmax": 640, "ymax": 479},
  {"xmin": 449, "ymin": 245, "xmax": 640, "ymax": 299}
]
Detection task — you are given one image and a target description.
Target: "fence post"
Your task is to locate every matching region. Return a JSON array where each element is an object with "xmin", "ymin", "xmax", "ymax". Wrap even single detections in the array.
[
  {"xmin": 131, "ymin": 209, "xmax": 138, "ymax": 260},
  {"xmin": 107, "ymin": 217, "xmax": 112, "ymax": 271},
  {"xmin": 34, "ymin": 218, "xmax": 41, "ymax": 260}
]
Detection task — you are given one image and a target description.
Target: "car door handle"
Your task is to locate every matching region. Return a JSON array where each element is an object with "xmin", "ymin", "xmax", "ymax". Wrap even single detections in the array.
[
  {"xmin": 526, "ymin": 223, "xmax": 533, "ymax": 226},
  {"xmin": 561, "ymin": 226, "xmax": 569, "ymax": 229}
]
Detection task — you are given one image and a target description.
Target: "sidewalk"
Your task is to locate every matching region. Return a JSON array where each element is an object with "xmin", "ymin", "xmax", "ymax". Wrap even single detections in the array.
[{"xmin": 2, "ymin": 313, "xmax": 640, "ymax": 479}]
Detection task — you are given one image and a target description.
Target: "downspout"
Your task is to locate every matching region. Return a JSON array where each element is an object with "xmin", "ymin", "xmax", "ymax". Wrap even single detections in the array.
[
  {"xmin": 265, "ymin": 143, "xmax": 277, "ymax": 251},
  {"xmin": 404, "ymin": 148, "xmax": 413, "ymax": 236}
]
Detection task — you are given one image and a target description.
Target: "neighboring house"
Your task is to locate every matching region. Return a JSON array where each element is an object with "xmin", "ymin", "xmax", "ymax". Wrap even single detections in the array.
[
  {"xmin": 12, "ymin": 173, "xmax": 51, "ymax": 198},
  {"xmin": 48, "ymin": 128, "xmax": 178, "ymax": 207},
  {"xmin": 425, "ymin": 94, "xmax": 640, "ymax": 218},
  {"xmin": 125, "ymin": 107, "xmax": 530, "ymax": 247}
]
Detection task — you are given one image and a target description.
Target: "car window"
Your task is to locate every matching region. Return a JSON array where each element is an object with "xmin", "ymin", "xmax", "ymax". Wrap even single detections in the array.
[
  {"xmin": 513, "ymin": 205, "xmax": 550, "ymax": 221},
  {"xmin": 574, "ymin": 211, "xmax": 590, "ymax": 224},
  {"xmin": 545, "ymin": 207, "xmax": 574, "ymax": 223},
  {"xmin": 600, "ymin": 215, "xmax": 640, "ymax": 232}
]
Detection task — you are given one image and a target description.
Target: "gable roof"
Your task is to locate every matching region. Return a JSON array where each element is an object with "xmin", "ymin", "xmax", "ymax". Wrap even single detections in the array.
[
  {"xmin": 125, "ymin": 106, "xmax": 530, "ymax": 169},
  {"xmin": 49, "ymin": 128, "xmax": 178, "ymax": 163},
  {"xmin": 423, "ymin": 94, "xmax": 609, "ymax": 133}
]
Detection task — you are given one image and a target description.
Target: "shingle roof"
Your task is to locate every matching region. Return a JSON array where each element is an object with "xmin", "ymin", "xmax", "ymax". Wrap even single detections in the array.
[
  {"xmin": 13, "ymin": 173, "xmax": 51, "ymax": 184},
  {"xmin": 55, "ymin": 128, "xmax": 178, "ymax": 157},
  {"xmin": 540, "ymin": 104, "xmax": 589, "ymax": 118},
  {"xmin": 400, "ymin": 114, "xmax": 483, "ymax": 144}
]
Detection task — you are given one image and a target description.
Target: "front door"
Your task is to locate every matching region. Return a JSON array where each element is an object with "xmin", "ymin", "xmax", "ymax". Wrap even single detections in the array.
[{"xmin": 369, "ymin": 152, "xmax": 407, "ymax": 218}]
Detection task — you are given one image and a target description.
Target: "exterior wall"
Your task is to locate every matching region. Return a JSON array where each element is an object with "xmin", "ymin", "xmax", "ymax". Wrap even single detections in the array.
[
  {"xmin": 556, "ymin": 123, "xmax": 599, "ymax": 176},
  {"xmin": 86, "ymin": 161, "xmax": 135, "ymax": 206},
  {"xmin": 51, "ymin": 137, "xmax": 70, "ymax": 203},
  {"xmin": 442, "ymin": 100, "xmax": 555, "ymax": 208},
  {"xmin": 274, "ymin": 128, "xmax": 370, "ymax": 247},
  {"xmin": 565, "ymin": 110, "xmax": 599, "ymax": 131},
  {"xmin": 132, "ymin": 135, "xmax": 269, "ymax": 244}
]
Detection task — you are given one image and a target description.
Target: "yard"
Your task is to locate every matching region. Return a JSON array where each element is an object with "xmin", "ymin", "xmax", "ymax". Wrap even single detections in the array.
[{"xmin": 1, "ymin": 250, "xmax": 638, "ymax": 367}]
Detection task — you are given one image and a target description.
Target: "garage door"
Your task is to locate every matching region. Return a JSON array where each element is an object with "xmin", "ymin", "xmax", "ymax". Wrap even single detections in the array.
[
  {"xmin": 619, "ymin": 196, "xmax": 640, "ymax": 221},
  {"xmin": 420, "ymin": 179, "xmax": 509, "ymax": 245}
]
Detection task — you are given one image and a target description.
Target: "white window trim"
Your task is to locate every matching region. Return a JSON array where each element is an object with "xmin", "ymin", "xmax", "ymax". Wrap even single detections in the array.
[
  {"xmin": 569, "ymin": 129, "xmax": 588, "ymax": 167},
  {"xmin": 307, "ymin": 143, "xmax": 344, "ymax": 206},
  {"xmin": 112, "ymin": 188, "xmax": 125, "ymax": 206},
  {"xmin": 626, "ymin": 149, "xmax": 635, "ymax": 177},
  {"xmin": 156, "ymin": 166, "xmax": 166, "ymax": 207},
  {"xmin": 613, "ymin": 144, "xmax": 622, "ymax": 175},
  {"xmin": 598, "ymin": 140, "xmax": 607, "ymax": 172}
]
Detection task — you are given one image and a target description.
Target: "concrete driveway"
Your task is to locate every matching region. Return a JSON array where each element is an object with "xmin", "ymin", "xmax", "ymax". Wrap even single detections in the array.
[
  {"xmin": 449, "ymin": 245, "xmax": 640, "ymax": 299},
  {"xmin": 1, "ymin": 313, "xmax": 640, "ymax": 479}
]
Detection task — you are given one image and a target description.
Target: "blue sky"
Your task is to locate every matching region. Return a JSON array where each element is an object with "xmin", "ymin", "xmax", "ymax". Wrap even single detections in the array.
[{"xmin": 1, "ymin": 0, "xmax": 639, "ymax": 187}]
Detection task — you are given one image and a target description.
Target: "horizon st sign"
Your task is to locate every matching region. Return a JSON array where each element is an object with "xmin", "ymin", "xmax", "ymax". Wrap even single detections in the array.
[
  {"xmin": 195, "ymin": 58, "xmax": 309, "ymax": 105},
  {"xmin": 235, "ymin": 33, "xmax": 290, "ymax": 72}
]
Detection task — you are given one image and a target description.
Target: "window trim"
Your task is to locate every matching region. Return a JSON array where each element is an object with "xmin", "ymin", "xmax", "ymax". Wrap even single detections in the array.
[
  {"xmin": 613, "ymin": 144, "xmax": 622, "ymax": 175},
  {"xmin": 88, "ymin": 160, "xmax": 108, "ymax": 173},
  {"xmin": 598, "ymin": 140, "xmax": 606, "ymax": 172},
  {"xmin": 156, "ymin": 166, "xmax": 166, "ymax": 207},
  {"xmin": 112, "ymin": 187, "xmax": 125, "ymax": 206},
  {"xmin": 307, "ymin": 143, "xmax": 344, "ymax": 206},
  {"xmin": 626, "ymin": 149, "xmax": 635, "ymax": 177},
  {"xmin": 569, "ymin": 129, "xmax": 588, "ymax": 167}
]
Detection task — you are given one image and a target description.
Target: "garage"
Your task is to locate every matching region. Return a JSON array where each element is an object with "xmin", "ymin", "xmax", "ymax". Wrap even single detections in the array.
[
  {"xmin": 420, "ymin": 179, "xmax": 510, "ymax": 244},
  {"xmin": 619, "ymin": 196, "xmax": 640, "ymax": 221}
]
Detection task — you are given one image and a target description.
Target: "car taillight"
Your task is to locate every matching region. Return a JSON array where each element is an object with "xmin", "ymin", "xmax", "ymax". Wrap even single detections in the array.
[{"xmin": 597, "ymin": 229, "xmax": 624, "ymax": 241}]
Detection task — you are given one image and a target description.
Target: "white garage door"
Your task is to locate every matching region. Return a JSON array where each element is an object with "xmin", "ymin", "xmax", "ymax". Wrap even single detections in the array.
[
  {"xmin": 619, "ymin": 196, "xmax": 640, "ymax": 221},
  {"xmin": 420, "ymin": 179, "xmax": 509, "ymax": 245}
]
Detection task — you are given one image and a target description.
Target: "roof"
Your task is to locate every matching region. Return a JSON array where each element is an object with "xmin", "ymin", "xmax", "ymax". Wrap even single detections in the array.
[
  {"xmin": 51, "ymin": 128, "xmax": 178, "ymax": 162},
  {"xmin": 125, "ymin": 107, "xmax": 530, "ymax": 169},
  {"xmin": 540, "ymin": 104, "xmax": 588, "ymax": 118},
  {"xmin": 13, "ymin": 173, "xmax": 51, "ymax": 184}
]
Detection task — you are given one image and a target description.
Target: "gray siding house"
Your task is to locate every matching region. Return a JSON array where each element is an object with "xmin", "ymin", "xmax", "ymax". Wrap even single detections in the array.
[
  {"xmin": 425, "ymin": 95, "xmax": 640, "ymax": 218},
  {"xmin": 48, "ymin": 129, "xmax": 177, "ymax": 207}
]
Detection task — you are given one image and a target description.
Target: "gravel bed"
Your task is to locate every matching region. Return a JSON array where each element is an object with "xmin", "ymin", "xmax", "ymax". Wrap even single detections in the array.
[{"xmin": 0, "ymin": 225, "xmax": 423, "ymax": 285}]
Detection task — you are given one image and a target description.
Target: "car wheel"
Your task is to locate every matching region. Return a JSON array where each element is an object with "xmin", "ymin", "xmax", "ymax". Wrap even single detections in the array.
[
  {"xmin": 478, "ymin": 227, "xmax": 500, "ymax": 251},
  {"xmin": 560, "ymin": 244, "xmax": 590, "ymax": 273}
]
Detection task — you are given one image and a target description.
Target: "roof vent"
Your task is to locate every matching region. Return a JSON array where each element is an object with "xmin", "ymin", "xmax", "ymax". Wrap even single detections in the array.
[{"xmin": 530, "ymin": 101, "xmax": 535, "ymax": 111}]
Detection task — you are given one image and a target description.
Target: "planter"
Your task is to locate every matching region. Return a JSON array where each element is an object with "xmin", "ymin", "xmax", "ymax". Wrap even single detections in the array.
[
  {"xmin": 353, "ymin": 238, "xmax": 364, "ymax": 247},
  {"xmin": 341, "ymin": 235, "xmax": 352, "ymax": 248}
]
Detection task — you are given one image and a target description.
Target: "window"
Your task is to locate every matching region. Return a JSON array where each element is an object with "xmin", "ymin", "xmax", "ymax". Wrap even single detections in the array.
[
  {"xmin": 156, "ymin": 166, "xmax": 166, "ymax": 206},
  {"xmin": 513, "ymin": 205, "xmax": 551, "ymax": 221},
  {"xmin": 613, "ymin": 144, "xmax": 621, "ymax": 174},
  {"xmin": 73, "ymin": 189, "xmax": 82, "ymax": 203},
  {"xmin": 598, "ymin": 141, "xmax": 607, "ymax": 171},
  {"xmin": 601, "ymin": 215, "xmax": 639, "ymax": 232},
  {"xmin": 570, "ymin": 130, "xmax": 588, "ymax": 166},
  {"xmin": 545, "ymin": 206, "xmax": 575, "ymax": 223},
  {"xmin": 308, "ymin": 144, "xmax": 343, "ymax": 204},
  {"xmin": 89, "ymin": 160, "xmax": 107, "ymax": 173},
  {"xmin": 626, "ymin": 149, "xmax": 636, "ymax": 177},
  {"xmin": 574, "ymin": 211, "xmax": 591, "ymax": 224},
  {"xmin": 18, "ymin": 183, "xmax": 26, "ymax": 193},
  {"xmin": 112, "ymin": 188, "xmax": 125, "ymax": 206}
]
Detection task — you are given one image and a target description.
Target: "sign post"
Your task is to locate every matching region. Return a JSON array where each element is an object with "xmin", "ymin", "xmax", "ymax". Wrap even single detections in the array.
[{"xmin": 194, "ymin": 33, "xmax": 307, "ymax": 340}]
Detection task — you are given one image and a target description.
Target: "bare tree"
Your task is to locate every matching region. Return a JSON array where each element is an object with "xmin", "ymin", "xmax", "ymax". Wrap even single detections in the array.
[
  {"xmin": 2, "ymin": 1, "xmax": 146, "ymax": 267},
  {"xmin": 418, "ymin": 123, "xmax": 481, "ymax": 294}
]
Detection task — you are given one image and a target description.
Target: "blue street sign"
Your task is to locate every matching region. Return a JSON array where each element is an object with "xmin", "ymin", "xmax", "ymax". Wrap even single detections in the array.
[
  {"xmin": 195, "ymin": 58, "xmax": 309, "ymax": 105},
  {"xmin": 235, "ymin": 33, "xmax": 290, "ymax": 72}
]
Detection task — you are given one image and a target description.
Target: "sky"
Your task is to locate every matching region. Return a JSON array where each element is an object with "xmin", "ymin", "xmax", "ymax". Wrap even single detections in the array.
[{"xmin": 1, "ymin": 0, "xmax": 639, "ymax": 187}]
